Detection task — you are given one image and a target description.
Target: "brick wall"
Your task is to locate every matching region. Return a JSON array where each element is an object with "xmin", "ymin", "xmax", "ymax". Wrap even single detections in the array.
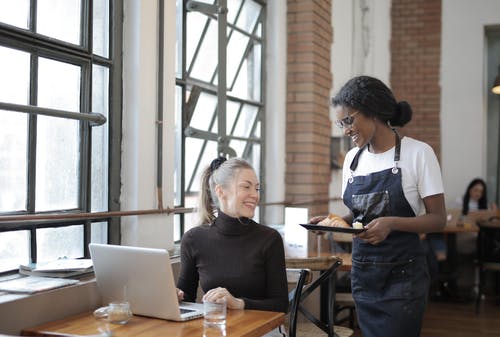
[
  {"xmin": 286, "ymin": 0, "xmax": 333, "ymax": 216},
  {"xmin": 390, "ymin": 0, "xmax": 442, "ymax": 158}
]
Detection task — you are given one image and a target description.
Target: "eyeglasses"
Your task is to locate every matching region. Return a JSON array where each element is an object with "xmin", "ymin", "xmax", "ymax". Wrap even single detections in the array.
[{"xmin": 334, "ymin": 111, "xmax": 359, "ymax": 129}]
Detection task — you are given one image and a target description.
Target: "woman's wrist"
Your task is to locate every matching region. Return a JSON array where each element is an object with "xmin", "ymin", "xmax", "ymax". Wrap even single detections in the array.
[{"xmin": 233, "ymin": 298, "xmax": 245, "ymax": 310}]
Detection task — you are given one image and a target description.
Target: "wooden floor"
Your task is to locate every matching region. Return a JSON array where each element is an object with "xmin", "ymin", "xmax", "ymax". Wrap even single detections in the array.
[{"xmin": 345, "ymin": 298, "xmax": 500, "ymax": 337}]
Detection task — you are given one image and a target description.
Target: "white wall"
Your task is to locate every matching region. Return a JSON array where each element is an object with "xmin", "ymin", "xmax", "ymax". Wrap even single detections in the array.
[
  {"xmin": 264, "ymin": 0, "xmax": 287, "ymax": 225},
  {"xmin": 329, "ymin": 0, "xmax": 391, "ymax": 213},
  {"xmin": 441, "ymin": 0, "xmax": 500, "ymax": 206},
  {"xmin": 121, "ymin": 0, "xmax": 176, "ymax": 248}
]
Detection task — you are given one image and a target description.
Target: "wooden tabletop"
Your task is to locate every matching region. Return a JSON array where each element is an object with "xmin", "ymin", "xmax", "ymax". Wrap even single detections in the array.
[
  {"xmin": 285, "ymin": 250, "xmax": 352, "ymax": 272},
  {"xmin": 22, "ymin": 309, "xmax": 285, "ymax": 337},
  {"xmin": 443, "ymin": 220, "xmax": 479, "ymax": 233}
]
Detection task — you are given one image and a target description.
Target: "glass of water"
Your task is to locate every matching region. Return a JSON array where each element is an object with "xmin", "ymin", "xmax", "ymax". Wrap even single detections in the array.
[{"xmin": 203, "ymin": 299, "xmax": 227, "ymax": 327}]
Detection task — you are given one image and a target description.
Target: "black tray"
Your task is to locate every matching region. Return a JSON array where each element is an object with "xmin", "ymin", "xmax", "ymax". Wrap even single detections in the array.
[{"xmin": 299, "ymin": 223, "xmax": 365, "ymax": 234}]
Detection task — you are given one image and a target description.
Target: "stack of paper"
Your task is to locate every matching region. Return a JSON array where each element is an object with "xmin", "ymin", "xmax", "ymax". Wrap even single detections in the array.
[
  {"xmin": 19, "ymin": 259, "xmax": 94, "ymax": 278},
  {"xmin": 0, "ymin": 276, "xmax": 79, "ymax": 294}
]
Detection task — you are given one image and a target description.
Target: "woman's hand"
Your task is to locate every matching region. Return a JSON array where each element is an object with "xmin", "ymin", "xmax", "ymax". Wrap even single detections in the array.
[
  {"xmin": 309, "ymin": 215, "xmax": 327, "ymax": 224},
  {"xmin": 355, "ymin": 217, "xmax": 393, "ymax": 245},
  {"xmin": 308, "ymin": 215, "xmax": 328, "ymax": 235},
  {"xmin": 203, "ymin": 287, "xmax": 245, "ymax": 310},
  {"xmin": 176, "ymin": 288, "xmax": 184, "ymax": 302}
]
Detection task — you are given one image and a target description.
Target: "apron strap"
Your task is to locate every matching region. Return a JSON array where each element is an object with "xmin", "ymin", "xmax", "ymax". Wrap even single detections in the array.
[{"xmin": 349, "ymin": 128, "xmax": 401, "ymax": 179}]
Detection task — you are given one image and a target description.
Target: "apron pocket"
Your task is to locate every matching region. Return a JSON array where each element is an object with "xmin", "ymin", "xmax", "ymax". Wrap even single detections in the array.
[
  {"xmin": 351, "ymin": 191, "xmax": 389, "ymax": 224},
  {"xmin": 351, "ymin": 258, "xmax": 421, "ymax": 300}
]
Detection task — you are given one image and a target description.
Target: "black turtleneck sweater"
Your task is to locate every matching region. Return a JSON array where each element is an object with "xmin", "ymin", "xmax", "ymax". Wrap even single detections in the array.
[{"xmin": 177, "ymin": 211, "xmax": 289, "ymax": 313}]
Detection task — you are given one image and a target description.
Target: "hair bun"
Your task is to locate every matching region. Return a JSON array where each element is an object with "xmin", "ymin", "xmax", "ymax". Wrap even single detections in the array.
[
  {"xmin": 394, "ymin": 101, "xmax": 412, "ymax": 127},
  {"xmin": 210, "ymin": 156, "xmax": 227, "ymax": 172}
]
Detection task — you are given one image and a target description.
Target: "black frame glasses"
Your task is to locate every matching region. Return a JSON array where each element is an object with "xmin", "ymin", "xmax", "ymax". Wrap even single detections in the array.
[{"xmin": 334, "ymin": 111, "xmax": 359, "ymax": 129}]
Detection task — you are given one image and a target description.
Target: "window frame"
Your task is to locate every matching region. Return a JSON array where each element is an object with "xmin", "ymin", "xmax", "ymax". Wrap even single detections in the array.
[
  {"xmin": 174, "ymin": 0, "xmax": 266, "ymax": 241},
  {"xmin": 0, "ymin": 0, "xmax": 122, "ymax": 271}
]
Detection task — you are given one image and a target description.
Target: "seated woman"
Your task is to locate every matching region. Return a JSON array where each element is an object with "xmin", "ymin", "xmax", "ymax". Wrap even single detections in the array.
[
  {"xmin": 457, "ymin": 178, "xmax": 497, "ymax": 255},
  {"xmin": 176, "ymin": 157, "xmax": 289, "ymax": 316}
]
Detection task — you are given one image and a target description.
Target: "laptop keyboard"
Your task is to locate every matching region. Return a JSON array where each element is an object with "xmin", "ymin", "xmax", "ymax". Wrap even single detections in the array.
[{"xmin": 180, "ymin": 308, "xmax": 196, "ymax": 314}]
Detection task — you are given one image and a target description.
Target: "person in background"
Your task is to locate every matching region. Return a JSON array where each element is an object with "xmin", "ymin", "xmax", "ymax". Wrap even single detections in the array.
[
  {"xmin": 456, "ymin": 178, "xmax": 498, "ymax": 255},
  {"xmin": 456, "ymin": 178, "xmax": 498, "ymax": 295},
  {"xmin": 460, "ymin": 178, "xmax": 497, "ymax": 216},
  {"xmin": 314, "ymin": 76, "xmax": 446, "ymax": 337},
  {"xmin": 176, "ymin": 157, "xmax": 288, "ymax": 335}
]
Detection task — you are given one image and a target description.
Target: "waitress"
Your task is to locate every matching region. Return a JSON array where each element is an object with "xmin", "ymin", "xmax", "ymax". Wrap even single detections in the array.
[{"xmin": 331, "ymin": 76, "xmax": 446, "ymax": 337}]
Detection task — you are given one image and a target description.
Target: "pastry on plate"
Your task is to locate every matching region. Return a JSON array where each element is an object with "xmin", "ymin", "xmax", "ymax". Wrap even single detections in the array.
[{"xmin": 318, "ymin": 213, "xmax": 350, "ymax": 228}]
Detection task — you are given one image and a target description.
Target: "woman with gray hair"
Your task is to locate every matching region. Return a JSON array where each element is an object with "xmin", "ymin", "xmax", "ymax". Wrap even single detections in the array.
[{"xmin": 177, "ymin": 157, "xmax": 288, "ymax": 316}]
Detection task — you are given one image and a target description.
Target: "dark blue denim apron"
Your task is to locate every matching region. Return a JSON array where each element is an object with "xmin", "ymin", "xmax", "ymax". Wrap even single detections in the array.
[{"xmin": 343, "ymin": 132, "xmax": 429, "ymax": 337}]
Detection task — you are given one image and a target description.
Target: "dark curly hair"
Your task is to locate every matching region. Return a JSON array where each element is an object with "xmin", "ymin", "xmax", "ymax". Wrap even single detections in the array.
[{"xmin": 331, "ymin": 75, "xmax": 412, "ymax": 127}]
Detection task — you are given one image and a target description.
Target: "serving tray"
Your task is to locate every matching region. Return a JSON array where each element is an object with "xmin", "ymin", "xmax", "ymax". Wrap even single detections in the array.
[{"xmin": 299, "ymin": 224, "xmax": 365, "ymax": 234}]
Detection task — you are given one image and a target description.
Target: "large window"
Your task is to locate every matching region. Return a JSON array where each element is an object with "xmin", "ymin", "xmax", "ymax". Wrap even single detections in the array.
[
  {"xmin": 0, "ymin": 0, "xmax": 121, "ymax": 273},
  {"xmin": 174, "ymin": 0, "xmax": 265, "ymax": 240}
]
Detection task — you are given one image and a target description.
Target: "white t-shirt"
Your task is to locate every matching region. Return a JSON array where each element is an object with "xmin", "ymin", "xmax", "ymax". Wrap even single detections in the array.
[{"xmin": 342, "ymin": 136, "xmax": 444, "ymax": 216}]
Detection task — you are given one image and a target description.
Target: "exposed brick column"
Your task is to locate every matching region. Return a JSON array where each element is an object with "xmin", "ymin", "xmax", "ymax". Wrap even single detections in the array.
[
  {"xmin": 286, "ymin": 0, "xmax": 333, "ymax": 217},
  {"xmin": 390, "ymin": 0, "xmax": 442, "ymax": 158}
]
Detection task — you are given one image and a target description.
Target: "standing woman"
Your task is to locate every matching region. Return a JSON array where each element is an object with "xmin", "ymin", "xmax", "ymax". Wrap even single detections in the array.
[
  {"xmin": 177, "ymin": 157, "xmax": 289, "ymax": 315},
  {"xmin": 331, "ymin": 76, "xmax": 446, "ymax": 337}
]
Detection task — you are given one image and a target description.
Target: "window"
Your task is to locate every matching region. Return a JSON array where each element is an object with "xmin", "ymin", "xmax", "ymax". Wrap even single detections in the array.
[
  {"xmin": 0, "ymin": 0, "xmax": 122, "ymax": 273},
  {"xmin": 174, "ymin": 0, "xmax": 265, "ymax": 240}
]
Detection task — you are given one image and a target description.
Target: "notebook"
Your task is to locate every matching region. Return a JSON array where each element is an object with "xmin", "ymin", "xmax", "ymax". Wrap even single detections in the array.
[{"xmin": 89, "ymin": 243, "xmax": 203, "ymax": 321}]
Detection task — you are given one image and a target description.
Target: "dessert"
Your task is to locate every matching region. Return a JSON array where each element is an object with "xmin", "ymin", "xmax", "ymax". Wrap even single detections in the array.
[
  {"xmin": 352, "ymin": 221, "xmax": 364, "ymax": 229},
  {"xmin": 318, "ymin": 213, "xmax": 350, "ymax": 228}
]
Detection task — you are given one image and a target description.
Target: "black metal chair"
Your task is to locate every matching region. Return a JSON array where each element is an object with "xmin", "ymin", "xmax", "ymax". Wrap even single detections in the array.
[
  {"xmin": 287, "ymin": 268, "xmax": 312, "ymax": 337},
  {"xmin": 475, "ymin": 216, "xmax": 500, "ymax": 313},
  {"xmin": 286, "ymin": 267, "xmax": 354, "ymax": 337}
]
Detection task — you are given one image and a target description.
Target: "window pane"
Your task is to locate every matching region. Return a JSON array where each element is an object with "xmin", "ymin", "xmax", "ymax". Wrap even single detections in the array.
[
  {"xmin": 174, "ymin": 86, "xmax": 183, "ymax": 205},
  {"xmin": 228, "ymin": 42, "xmax": 261, "ymax": 101},
  {"xmin": 37, "ymin": 0, "xmax": 81, "ymax": 45},
  {"xmin": 183, "ymin": 196, "xmax": 198, "ymax": 233},
  {"xmin": 91, "ymin": 222, "xmax": 107, "ymax": 244},
  {"xmin": 0, "ymin": 47, "xmax": 30, "ymax": 104},
  {"xmin": 190, "ymin": 92, "xmax": 217, "ymax": 131},
  {"xmin": 189, "ymin": 17, "xmax": 218, "ymax": 82},
  {"xmin": 37, "ymin": 57, "xmax": 81, "ymax": 111},
  {"xmin": 91, "ymin": 65, "xmax": 109, "ymax": 212},
  {"xmin": 235, "ymin": 0, "xmax": 261, "ymax": 33},
  {"xmin": 36, "ymin": 116, "xmax": 80, "ymax": 211},
  {"xmin": 185, "ymin": 12, "xmax": 208, "ymax": 73},
  {"xmin": 0, "ymin": 0, "xmax": 29, "ymax": 29},
  {"xmin": 231, "ymin": 104, "xmax": 257, "ymax": 138},
  {"xmin": 185, "ymin": 138, "xmax": 217, "ymax": 192},
  {"xmin": 93, "ymin": 0, "xmax": 110, "ymax": 57},
  {"xmin": 226, "ymin": 30, "xmax": 249, "ymax": 88},
  {"xmin": 175, "ymin": 0, "xmax": 183, "ymax": 77},
  {"xmin": 174, "ymin": 214, "xmax": 181, "ymax": 242},
  {"xmin": 0, "ymin": 110, "xmax": 28, "ymax": 212},
  {"xmin": 36, "ymin": 58, "xmax": 81, "ymax": 211},
  {"xmin": 227, "ymin": 0, "xmax": 242, "ymax": 25},
  {"xmin": 229, "ymin": 139, "xmax": 246, "ymax": 158},
  {"xmin": 0, "ymin": 230, "xmax": 30, "ymax": 272},
  {"xmin": 37, "ymin": 225, "xmax": 83, "ymax": 262}
]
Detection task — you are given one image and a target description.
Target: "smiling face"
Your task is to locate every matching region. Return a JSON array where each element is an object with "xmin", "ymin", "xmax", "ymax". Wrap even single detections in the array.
[
  {"xmin": 216, "ymin": 168, "xmax": 260, "ymax": 219},
  {"xmin": 333, "ymin": 105, "xmax": 377, "ymax": 149}
]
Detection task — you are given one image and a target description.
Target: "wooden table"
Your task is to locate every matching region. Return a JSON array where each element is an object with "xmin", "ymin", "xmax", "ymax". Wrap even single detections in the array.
[
  {"xmin": 433, "ymin": 209, "xmax": 482, "ymax": 300},
  {"xmin": 22, "ymin": 309, "xmax": 285, "ymax": 337}
]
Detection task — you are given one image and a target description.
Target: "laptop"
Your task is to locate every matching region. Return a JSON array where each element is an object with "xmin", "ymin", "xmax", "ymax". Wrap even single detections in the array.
[{"xmin": 89, "ymin": 243, "xmax": 203, "ymax": 321}]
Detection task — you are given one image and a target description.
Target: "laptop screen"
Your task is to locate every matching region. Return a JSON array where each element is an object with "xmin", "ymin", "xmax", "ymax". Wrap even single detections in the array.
[{"xmin": 89, "ymin": 243, "xmax": 185, "ymax": 320}]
